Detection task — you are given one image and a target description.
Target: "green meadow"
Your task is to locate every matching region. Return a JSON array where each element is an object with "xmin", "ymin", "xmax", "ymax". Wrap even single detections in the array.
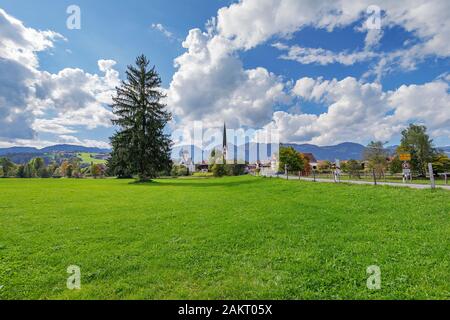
[
  {"xmin": 77, "ymin": 153, "xmax": 107, "ymax": 165},
  {"xmin": 0, "ymin": 176, "xmax": 449, "ymax": 300}
]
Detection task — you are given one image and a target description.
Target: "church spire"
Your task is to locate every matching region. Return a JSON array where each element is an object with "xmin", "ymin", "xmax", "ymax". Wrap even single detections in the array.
[
  {"xmin": 223, "ymin": 123, "xmax": 227, "ymax": 161},
  {"xmin": 223, "ymin": 123, "xmax": 227, "ymax": 149}
]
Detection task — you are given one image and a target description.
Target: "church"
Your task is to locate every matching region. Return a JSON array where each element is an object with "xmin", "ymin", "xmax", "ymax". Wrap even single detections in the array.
[{"xmin": 177, "ymin": 122, "xmax": 280, "ymax": 175}]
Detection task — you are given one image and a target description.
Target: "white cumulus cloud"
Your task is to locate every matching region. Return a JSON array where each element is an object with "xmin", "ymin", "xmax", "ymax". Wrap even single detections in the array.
[
  {"xmin": 167, "ymin": 28, "xmax": 289, "ymax": 128},
  {"xmin": 0, "ymin": 9, "xmax": 119, "ymax": 147},
  {"xmin": 263, "ymin": 76, "xmax": 450, "ymax": 145}
]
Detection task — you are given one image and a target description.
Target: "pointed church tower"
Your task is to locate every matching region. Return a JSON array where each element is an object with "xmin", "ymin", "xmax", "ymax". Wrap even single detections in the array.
[{"xmin": 222, "ymin": 123, "xmax": 228, "ymax": 162}]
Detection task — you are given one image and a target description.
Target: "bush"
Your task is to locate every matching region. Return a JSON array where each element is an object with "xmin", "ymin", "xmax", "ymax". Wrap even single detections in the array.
[
  {"xmin": 225, "ymin": 164, "xmax": 246, "ymax": 176},
  {"xmin": 171, "ymin": 165, "xmax": 189, "ymax": 177},
  {"xmin": 0, "ymin": 158, "xmax": 16, "ymax": 177},
  {"xmin": 52, "ymin": 168, "xmax": 63, "ymax": 179},
  {"xmin": 170, "ymin": 165, "xmax": 178, "ymax": 177},
  {"xmin": 177, "ymin": 166, "xmax": 188, "ymax": 177},
  {"xmin": 39, "ymin": 168, "xmax": 51, "ymax": 178},
  {"xmin": 91, "ymin": 164, "xmax": 102, "ymax": 178},
  {"xmin": 212, "ymin": 163, "xmax": 226, "ymax": 177}
]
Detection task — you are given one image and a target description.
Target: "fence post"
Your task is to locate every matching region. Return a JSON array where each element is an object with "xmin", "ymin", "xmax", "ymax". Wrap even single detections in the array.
[
  {"xmin": 372, "ymin": 168, "xmax": 377, "ymax": 186},
  {"xmin": 428, "ymin": 163, "xmax": 435, "ymax": 189}
]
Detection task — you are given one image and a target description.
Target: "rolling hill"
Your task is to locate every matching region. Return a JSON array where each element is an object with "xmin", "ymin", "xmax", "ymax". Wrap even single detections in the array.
[
  {"xmin": 283, "ymin": 142, "xmax": 367, "ymax": 161},
  {"xmin": 0, "ymin": 144, "xmax": 110, "ymax": 156}
]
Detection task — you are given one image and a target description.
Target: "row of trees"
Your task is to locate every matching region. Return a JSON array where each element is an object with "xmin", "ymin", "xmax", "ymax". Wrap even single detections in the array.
[
  {"xmin": 210, "ymin": 163, "xmax": 247, "ymax": 177},
  {"xmin": 314, "ymin": 159, "xmax": 364, "ymax": 177},
  {"xmin": 275, "ymin": 124, "xmax": 449, "ymax": 179},
  {"xmin": 364, "ymin": 124, "xmax": 450, "ymax": 177},
  {"xmin": 170, "ymin": 163, "xmax": 246, "ymax": 178},
  {"xmin": 0, "ymin": 157, "xmax": 105, "ymax": 179}
]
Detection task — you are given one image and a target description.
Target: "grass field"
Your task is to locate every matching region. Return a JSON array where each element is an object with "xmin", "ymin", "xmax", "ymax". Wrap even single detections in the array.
[
  {"xmin": 311, "ymin": 173, "xmax": 448, "ymax": 186},
  {"xmin": 77, "ymin": 153, "xmax": 107, "ymax": 165},
  {"xmin": 0, "ymin": 176, "xmax": 449, "ymax": 300}
]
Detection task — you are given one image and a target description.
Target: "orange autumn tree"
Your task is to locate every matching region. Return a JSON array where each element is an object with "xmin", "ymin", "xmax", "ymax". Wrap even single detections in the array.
[{"xmin": 298, "ymin": 153, "xmax": 311, "ymax": 176}]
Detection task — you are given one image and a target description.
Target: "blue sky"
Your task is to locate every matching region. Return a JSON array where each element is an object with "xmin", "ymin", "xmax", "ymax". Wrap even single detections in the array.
[
  {"xmin": 0, "ymin": 0, "xmax": 227, "ymax": 84},
  {"xmin": 0, "ymin": 0, "xmax": 449, "ymax": 148}
]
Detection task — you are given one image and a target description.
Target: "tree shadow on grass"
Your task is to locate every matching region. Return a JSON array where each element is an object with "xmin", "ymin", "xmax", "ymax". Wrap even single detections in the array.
[
  {"xmin": 128, "ymin": 177, "xmax": 262, "ymax": 188},
  {"xmin": 128, "ymin": 179, "xmax": 159, "ymax": 185}
]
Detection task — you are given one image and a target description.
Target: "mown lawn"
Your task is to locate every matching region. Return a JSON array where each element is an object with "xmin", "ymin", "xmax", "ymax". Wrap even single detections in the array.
[{"xmin": 0, "ymin": 176, "xmax": 449, "ymax": 300}]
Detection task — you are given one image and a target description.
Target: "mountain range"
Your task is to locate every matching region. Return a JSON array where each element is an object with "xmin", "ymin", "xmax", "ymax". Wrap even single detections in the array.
[
  {"xmin": 173, "ymin": 142, "xmax": 450, "ymax": 162},
  {"xmin": 283, "ymin": 142, "xmax": 366, "ymax": 161},
  {"xmin": 0, "ymin": 144, "xmax": 111, "ymax": 156},
  {"xmin": 441, "ymin": 146, "xmax": 450, "ymax": 153},
  {"xmin": 1, "ymin": 143, "xmax": 449, "ymax": 163},
  {"xmin": 287, "ymin": 143, "xmax": 450, "ymax": 160},
  {"xmin": 172, "ymin": 142, "xmax": 372, "ymax": 162}
]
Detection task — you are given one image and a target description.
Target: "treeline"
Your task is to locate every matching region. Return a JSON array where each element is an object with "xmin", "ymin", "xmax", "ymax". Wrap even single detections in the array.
[
  {"xmin": 171, "ymin": 149, "xmax": 247, "ymax": 178},
  {"xmin": 0, "ymin": 157, "xmax": 106, "ymax": 179},
  {"xmin": 363, "ymin": 124, "xmax": 450, "ymax": 177},
  {"xmin": 277, "ymin": 124, "xmax": 450, "ymax": 178},
  {"xmin": 170, "ymin": 163, "xmax": 247, "ymax": 178}
]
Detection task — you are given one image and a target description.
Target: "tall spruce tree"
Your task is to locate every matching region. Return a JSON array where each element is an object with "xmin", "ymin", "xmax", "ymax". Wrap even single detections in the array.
[{"xmin": 109, "ymin": 55, "xmax": 172, "ymax": 181}]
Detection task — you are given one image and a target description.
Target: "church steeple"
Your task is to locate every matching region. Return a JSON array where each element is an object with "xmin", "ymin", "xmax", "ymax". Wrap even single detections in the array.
[{"xmin": 223, "ymin": 123, "xmax": 227, "ymax": 161}]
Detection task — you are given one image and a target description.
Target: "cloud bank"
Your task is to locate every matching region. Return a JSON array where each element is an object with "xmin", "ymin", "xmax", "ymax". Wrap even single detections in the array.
[
  {"xmin": 0, "ymin": 9, "xmax": 119, "ymax": 147},
  {"xmin": 166, "ymin": 0, "xmax": 450, "ymax": 145}
]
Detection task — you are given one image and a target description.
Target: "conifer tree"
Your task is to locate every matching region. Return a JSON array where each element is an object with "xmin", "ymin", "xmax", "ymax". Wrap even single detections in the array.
[{"xmin": 109, "ymin": 55, "xmax": 172, "ymax": 181}]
